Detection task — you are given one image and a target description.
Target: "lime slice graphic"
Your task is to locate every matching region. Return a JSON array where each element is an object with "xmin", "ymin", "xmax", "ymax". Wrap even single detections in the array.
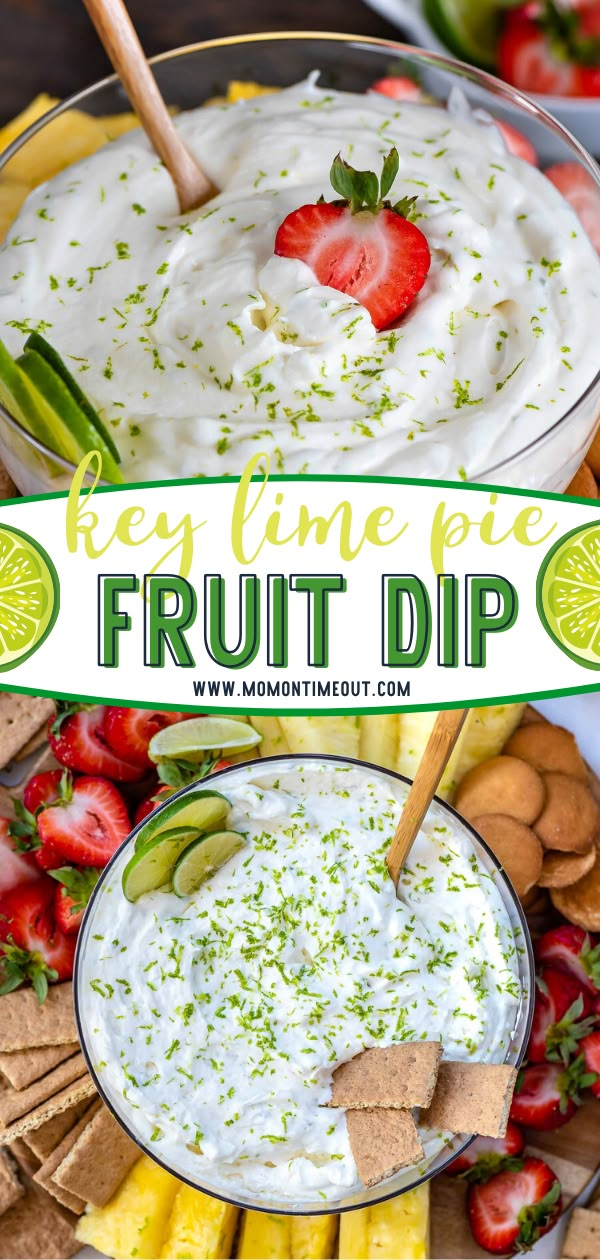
[
  {"xmin": 537, "ymin": 521, "xmax": 600, "ymax": 670},
  {"xmin": 0, "ymin": 525, "xmax": 58, "ymax": 670}
]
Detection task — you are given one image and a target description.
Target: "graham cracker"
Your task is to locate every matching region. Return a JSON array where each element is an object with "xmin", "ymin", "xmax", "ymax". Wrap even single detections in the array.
[
  {"xmin": 420, "ymin": 1061, "xmax": 517, "ymax": 1138},
  {"xmin": 0, "ymin": 1176, "xmax": 78, "ymax": 1258},
  {"xmin": 53, "ymin": 1102, "xmax": 140, "ymax": 1207},
  {"xmin": 346, "ymin": 1108, "xmax": 424, "ymax": 1187},
  {"xmin": 22, "ymin": 1101, "xmax": 91, "ymax": 1162},
  {"xmin": 15, "ymin": 723, "xmax": 51, "ymax": 761},
  {"xmin": 0, "ymin": 1148, "xmax": 23, "ymax": 1214},
  {"xmin": 0, "ymin": 694, "xmax": 54, "ymax": 769},
  {"xmin": 0, "ymin": 1043, "xmax": 78, "ymax": 1091},
  {"xmin": 34, "ymin": 1104, "xmax": 100, "ymax": 1216},
  {"xmin": 562, "ymin": 1207, "xmax": 600, "ymax": 1259},
  {"xmin": 0, "ymin": 1054, "xmax": 86, "ymax": 1127},
  {"xmin": 8, "ymin": 1138, "xmax": 40, "ymax": 1178},
  {"xmin": 0, "ymin": 983, "xmax": 76, "ymax": 1051},
  {"xmin": 0, "ymin": 1077, "xmax": 96, "ymax": 1146},
  {"xmin": 328, "ymin": 1042, "xmax": 442, "ymax": 1110}
]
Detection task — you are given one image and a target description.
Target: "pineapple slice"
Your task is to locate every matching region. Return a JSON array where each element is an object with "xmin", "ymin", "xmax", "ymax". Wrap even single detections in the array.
[
  {"xmin": 291, "ymin": 1214, "xmax": 338, "ymax": 1258},
  {"xmin": 160, "ymin": 1184, "xmax": 238, "ymax": 1259},
  {"xmin": 99, "ymin": 111, "xmax": 139, "ymax": 139},
  {"xmin": 396, "ymin": 704, "xmax": 524, "ymax": 801},
  {"xmin": 0, "ymin": 180, "xmax": 31, "ymax": 243},
  {"xmin": 2, "ymin": 107, "xmax": 110, "ymax": 186},
  {"xmin": 75, "ymin": 1155, "xmax": 179, "ymax": 1259},
  {"xmin": 359, "ymin": 714, "xmax": 398, "ymax": 771},
  {"xmin": 254, "ymin": 715, "xmax": 291, "ymax": 758},
  {"xmin": 0, "ymin": 93, "xmax": 59, "ymax": 154},
  {"xmin": 338, "ymin": 1185, "xmax": 429, "ymax": 1259},
  {"xmin": 238, "ymin": 1211, "xmax": 338, "ymax": 1258},
  {"xmin": 226, "ymin": 81, "xmax": 278, "ymax": 102},
  {"xmin": 279, "ymin": 716, "xmax": 360, "ymax": 760}
]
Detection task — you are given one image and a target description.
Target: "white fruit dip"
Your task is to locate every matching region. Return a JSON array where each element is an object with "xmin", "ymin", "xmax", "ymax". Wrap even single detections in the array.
[
  {"xmin": 78, "ymin": 761, "xmax": 523, "ymax": 1202},
  {"xmin": 0, "ymin": 78, "xmax": 599, "ymax": 485}
]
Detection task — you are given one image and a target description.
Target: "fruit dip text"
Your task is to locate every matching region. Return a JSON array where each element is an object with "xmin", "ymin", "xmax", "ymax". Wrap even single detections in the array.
[
  {"xmin": 1, "ymin": 78, "xmax": 600, "ymax": 484},
  {"xmin": 78, "ymin": 761, "xmax": 522, "ymax": 1203}
]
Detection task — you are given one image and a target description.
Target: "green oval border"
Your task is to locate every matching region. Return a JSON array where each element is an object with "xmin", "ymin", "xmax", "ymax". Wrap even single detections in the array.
[
  {"xmin": 536, "ymin": 517, "xmax": 600, "ymax": 672},
  {"xmin": 0, "ymin": 522, "xmax": 60, "ymax": 673}
]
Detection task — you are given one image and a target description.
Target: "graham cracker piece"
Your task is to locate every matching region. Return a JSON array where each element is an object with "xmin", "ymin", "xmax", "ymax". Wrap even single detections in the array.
[
  {"xmin": 346, "ymin": 1109, "xmax": 424, "ymax": 1187},
  {"xmin": 0, "ymin": 1043, "xmax": 78, "ymax": 1091},
  {"xmin": 328, "ymin": 1042, "xmax": 442, "ymax": 1110},
  {"xmin": 15, "ymin": 723, "xmax": 50, "ymax": 761},
  {"xmin": 0, "ymin": 694, "xmax": 54, "ymax": 770},
  {"xmin": 22, "ymin": 1102, "xmax": 90, "ymax": 1162},
  {"xmin": 0, "ymin": 1148, "xmax": 23, "ymax": 1214},
  {"xmin": 34, "ymin": 1104, "xmax": 100, "ymax": 1215},
  {"xmin": 0, "ymin": 1176, "xmax": 78, "ymax": 1258},
  {"xmin": 0, "ymin": 1077, "xmax": 96, "ymax": 1146},
  {"xmin": 420, "ymin": 1061, "xmax": 517, "ymax": 1138},
  {"xmin": 52, "ymin": 1102, "xmax": 140, "ymax": 1208},
  {"xmin": 562, "ymin": 1207, "xmax": 600, "ymax": 1259},
  {"xmin": 0, "ymin": 983, "xmax": 76, "ymax": 1051},
  {"xmin": 0, "ymin": 1054, "xmax": 85, "ymax": 1127},
  {"xmin": 8, "ymin": 1138, "xmax": 40, "ymax": 1178}
]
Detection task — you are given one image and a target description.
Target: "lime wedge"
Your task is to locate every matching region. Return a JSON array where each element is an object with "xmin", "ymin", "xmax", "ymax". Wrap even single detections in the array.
[
  {"xmin": 424, "ymin": 0, "xmax": 500, "ymax": 69},
  {"xmin": 149, "ymin": 717, "xmax": 262, "ymax": 763},
  {"xmin": 17, "ymin": 350, "xmax": 122, "ymax": 483},
  {"xmin": 25, "ymin": 333, "xmax": 121, "ymax": 466},
  {"xmin": 0, "ymin": 524, "xmax": 58, "ymax": 670},
  {"xmin": 122, "ymin": 825, "xmax": 201, "ymax": 901},
  {"xmin": 537, "ymin": 522, "xmax": 600, "ymax": 670},
  {"xmin": 172, "ymin": 830, "xmax": 246, "ymax": 898},
  {"xmin": 134, "ymin": 788, "xmax": 230, "ymax": 851}
]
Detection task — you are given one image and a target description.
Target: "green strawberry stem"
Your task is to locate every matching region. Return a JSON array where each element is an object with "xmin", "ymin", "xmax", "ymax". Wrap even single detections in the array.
[{"xmin": 329, "ymin": 147, "xmax": 418, "ymax": 221}]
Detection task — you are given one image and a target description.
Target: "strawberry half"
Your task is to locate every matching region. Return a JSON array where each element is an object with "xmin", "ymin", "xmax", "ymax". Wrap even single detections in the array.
[
  {"xmin": 48, "ymin": 705, "xmax": 143, "ymax": 782},
  {"xmin": 535, "ymin": 925, "xmax": 600, "ymax": 994},
  {"xmin": 274, "ymin": 147, "xmax": 431, "ymax": 331},
  {"xmin": 369, "ymin": 76, "xmax": 423, "ymax": 101},
  {"xmin": 510, "ymin": 1056, "xmax": 596, "ymax": 1129},
  {"xmin": 498, "ymin": 2, "xmax": 600, "ymax": 97},
  {"xmin": 494, "ymin": 119, "xmax": 538, "ymax": 165},
  {"xmin": 581, "ymin": 1030, "xmax": 600, "ymax": 1098},
  {"xmin": 49, "ymin": 866, "xmax": 101, "ymax": 935},
  {"xmin": 133, "ymin": 785, "xmax": 172, "ymax": 826},
  {"xmin": 37, "ymin": 777, "xmax": 130, "ymax": 868},
  {"xmin": 103, "ymin": 707, "xmax": 190, "ymax": 770},
  {"xmin": 528, "ymin": 967, "xmax": 595, "ymax": 1064},
  {"xmin": 446, "ymin": 1122, "xmax": 526, "ymax": 1182},
  {"xmin": 467, "ymin": 1156, "xmax": 561, "ymax": 1255},
  {"xmin": 0, "ymin": 818, "xmax": 40, "ymax": 894},
  {"xmin": 0, "ymin": 876, "xmax": 76, "ymax": 1000}
]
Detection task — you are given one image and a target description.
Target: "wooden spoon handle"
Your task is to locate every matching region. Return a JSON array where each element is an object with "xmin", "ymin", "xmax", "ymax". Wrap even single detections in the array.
[
  {"xmin": 82, "ymin": 0, "xmax": 215, "ymax": 212},
  {"xmin": 386, "ymin": 708, "xmax": 468, "ymax": 888}
]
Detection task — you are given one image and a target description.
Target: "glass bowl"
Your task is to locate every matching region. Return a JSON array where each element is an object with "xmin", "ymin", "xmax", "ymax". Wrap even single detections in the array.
[
  {"xmin": 74, "ymin": 753, "xmax": 534, "ymax": 1216},
  {"xmin": 0, "ymin": 34, "xmax": 599, "ymax": 496}
]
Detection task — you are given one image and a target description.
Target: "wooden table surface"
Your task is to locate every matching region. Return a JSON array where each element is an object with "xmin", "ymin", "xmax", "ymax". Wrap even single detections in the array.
[{"xmin": 0, "ymin": 0, "xmax": 409, "ymax": 123}]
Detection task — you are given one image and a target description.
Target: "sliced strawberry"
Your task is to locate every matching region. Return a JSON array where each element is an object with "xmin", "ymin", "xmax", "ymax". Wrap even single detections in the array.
[
  {"xmin": 535, "ymin": 925, "xmax": 600, "ymax": 993},
  {"xmin": 23, "ymin": 770, "xmax": 64, "ymax": 816},
  {"xmin": 369, "ymin": 76, "xmax": 422, "ymax": 101},
  {"xmin": 581, "ymin": 1030, "xmax": 600, "ymax": 1098},
  {"xmin": 49, "ymin": 866, "xmax": 100, "ymax": 935},
  {"xmin": 37, "ymin": 777, "xmax": 130, "ymax": 867},
  {"xmin": 0, "ymin": 876, "xmax": 76, "ymax": 1000},
  {"xmin": 48, "ymin": 706, "xmax": 143, "ymax": 782},
  {"xmin": 510, "ymin": 1056, "xmax": 595, "ymax": 1129},
  {"xmin": 446, "ymin": 1121, "xmax": 526, "ymax": 1181},
  {"xmin": 545, "ymin": 162, "xmax": 600, "ymax": 252},
  {"xmin": 494, "ymin": 119, "xmax": 538, "ymax": 165},
  {"xmin": 467, "ymin": 1156, "xmax": 561, "ymax": 1254},
  {"xmin": 275, "ymin": 148, "xmax": 431, "ymax": 332},
  {"xmin": 528, "ymin": 967, "xmax": 595, "ymax": 1063},
  {"xmin": 103, "ymin": 707, "xmax": 190, "ymax": 770},
  {"xmin": 498, "ymin": 3, "xmax": 600, "ymax": 96},
  {"xmin": 0, "ymin": 818, "xmax": 40, "ymax": 894}
]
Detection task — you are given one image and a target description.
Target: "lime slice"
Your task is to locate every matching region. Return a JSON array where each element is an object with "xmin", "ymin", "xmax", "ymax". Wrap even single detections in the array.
[
  {"xmin": 172, "ymin": 830, "xmax": 246, "ymax": 898},
  {"xmin": 134, "ymin": 788, "xmax": 230, "ymax": 851},
  {"xmin": 18, "ymin": 350, "xmax": 122, "ymax": 484},
  {"xmin": 122, "ymin": 825, "xmax": 200, "ymax": 902},
  {"xmin": 25, "ymin": 333, "xmax": 121, "ymax": 466},
  {"xmin": 424, "ymin": 0, "xmax": 500, "ymax": 69},
  {"xmin": 0, "ymin": 524, "xmax": 58, "ymax": 670},
  {"xmin": 149, "ymin": 717, "xmax": 262, "ymax": 763},
  {"xmin": 538, "ymin": 521, "xmax": 600, "ymax": 670}
]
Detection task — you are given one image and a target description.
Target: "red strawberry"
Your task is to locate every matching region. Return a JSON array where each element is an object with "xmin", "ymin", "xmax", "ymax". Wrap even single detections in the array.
[
  {"xmin": 369, "ymin": 76, "xmax": 423, "ymax": 101},
  {"xmin": 446, "ymin": 1121, "xmax": 526, "ymax": 1181},
  {"xmin": 510, "ymin": 1056, "xmax": 595, "ymax": 1129},
  {"xmin": 275, "ymin": 148, "xmax": 431, "ymax": 332},
  {"xmin": 498, "ymin": 2, "xmax": 600, "ymax": 97},
  {"xmin": 0, "ymin": 818, "xmax": 40, "ymax": 894},
  {"xmin": 37, "ymin": 777, "xmax": 130, "ymax": 868},
  {"xmin": 133, "ymin": 785, "xmax": 172, "ymax": 826},
  {"xmin": 528, "ymin": 967, "xmax": 595, "ymax": 1063},
  {"xmin": 103, "ymin": 708, "xmax": 190, "ymax": 770},
  {"xmin": 581, "ymin": 1030, "xmax": 600, "ymax": 1098},
  {"xmin": 494, "ymin": 119, "xmax": 538, "ymax": 165},
  {"xmin": 48, "ymin": 705, "xmax": 143, "ymax": 782},
  {"xmin": 535, "ymin": 925, "xmax": 600, "ymax": 993},
  {"xmin": 545, "ymin": 162, "xmax": 600, "ymax": 252},
  {"xmin": 467, "ymin": 1156, "xmax": 561, "ymax": 1254},
  {"xmin": 0, "ymin": 876, "xmax": 76, "ymax": 1000},
  {"xmin": 50, "ymin": 866, "xmax": 101, "ymax": 935},
  {"xmin": 23, "ymin": 770, "xmax": 63, "ymax": 816}
]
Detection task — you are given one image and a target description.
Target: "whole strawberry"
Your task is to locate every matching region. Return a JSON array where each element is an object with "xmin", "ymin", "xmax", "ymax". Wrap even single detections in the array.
[
  {"xmin": 49, "ymin": 867, "xmax": 101, "ymax": 935},
  {"xmin": 467, "ymin": 1156, "xmax": 561, "ymax": 1255},
  {"xmin": 446, "ymin": 1122, "xmax": 526, "ymax": 1181},
  {"xmin": 103, "ymin": 707, "xmax": 191, "ymax": 770},
  {"xmin": 0, "ymin": 876, "xmax": 76, "ymax": 1001},
  {"xmin": 528, "ymin": 967, "xmax": 595, "ymax": 1064},
  {"xmin": 275, "ymin": 147, "xmax": 431, "ymax": 331},
  {"xmin": 535, "ymin": 925, "xmax": 600, "ymax": 994},
  {"xmin": 510, "ymin": 1056, "xmax": 596, "ymax": 1130}
]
